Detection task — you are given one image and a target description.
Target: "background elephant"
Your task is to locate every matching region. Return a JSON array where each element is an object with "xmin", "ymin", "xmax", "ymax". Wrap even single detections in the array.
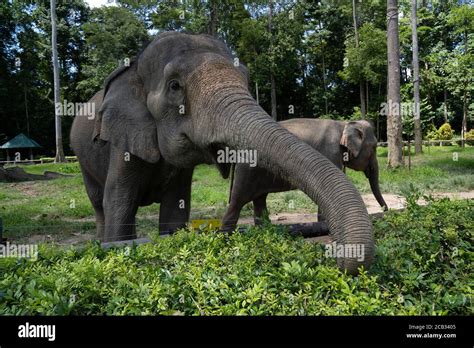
[
  {"xmin": 222, "ymin": 119, "xmax": 388, "ymax": 228},
  {"xmin": 70, "ymin": 32, "xmax": 374, "ymax": 274}
]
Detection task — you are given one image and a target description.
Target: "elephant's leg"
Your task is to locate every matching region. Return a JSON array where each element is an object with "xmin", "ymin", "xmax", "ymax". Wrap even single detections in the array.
[
  {"xmin": 102, "ymin": 149, "xmax": 143, "ymax": 242},
  {"xmin": 158, "ymin": 168, "xmax": 193, "ymax": 234},
  {"xmin": 93, "ymin": 206, "xmax": 105, "ymax": 241},
  {"xmin": 80, "ymin": 166, "xmax": 105, "ymax": 240},
  {"xmin": 222, "ymin": 164, "xmax": 261, "ymax": 232},
  {"xmin": 102, "ymin": 181, "xmax": 139, "ymax": 242},
  {"xmin": 221, "ymin": 193, "xmax": 249, "ymax": 232},
  {"xmin": 253, "ymin": 193, "xmax": 269, "ymax": 226}
]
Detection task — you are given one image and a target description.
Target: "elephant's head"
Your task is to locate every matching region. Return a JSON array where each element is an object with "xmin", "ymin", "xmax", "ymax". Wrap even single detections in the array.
[
  {"xmin": 340, "ymin": 120, "xmax": 388, "ymax": 211},
  {"xmin": 94, "ymin": 32, "xmax": 374, "ymax": 275}
]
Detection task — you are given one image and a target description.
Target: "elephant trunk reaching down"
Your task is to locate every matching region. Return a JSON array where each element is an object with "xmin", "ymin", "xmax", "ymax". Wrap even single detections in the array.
[
  {"xmin": 365, "ymin": 153, "xmax": 388, "ymax": 211},
  {"xmin": 190, "ymin": 61, "xmax": 374, "ymax": 275}
]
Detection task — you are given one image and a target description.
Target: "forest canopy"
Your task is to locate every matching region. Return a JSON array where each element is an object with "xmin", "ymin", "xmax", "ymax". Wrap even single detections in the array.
[{"xmin": 0, "ymin": 0, "xmax": 472, "ymax": 156}]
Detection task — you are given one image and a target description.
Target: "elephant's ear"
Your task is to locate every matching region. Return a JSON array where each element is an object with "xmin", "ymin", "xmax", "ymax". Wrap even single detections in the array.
[
  {"xmin": 93, "ymin": 64, "xmax": 160, "ymax": 163},
  {"xmin": 340, "ymin": 121, "xmax": 363, "ymax": 159}
]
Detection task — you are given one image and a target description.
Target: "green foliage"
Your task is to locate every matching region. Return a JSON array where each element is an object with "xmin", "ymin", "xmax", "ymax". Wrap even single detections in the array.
[
  {"xmin": 0, "ymin": 0, "xmax": 90, "ymax": 155},
  {"xmin": 340, "ymin": 23, "xmax": 387, "ymax": 86},
  {"xmin": 2, "ymin": 0, "xmax": 473, "ymax": 154},
  {"xmin": 465, "ymin": 129, "xmax": 474, "ymax": 145},
  {"xmin": 0, "ymin": 198, "xmax": 472, "ymax": 315},
  {"xmin": 437, "ymin": 123, "xmax": 454, "ymax": 140},
  {"xmin": 77, "ymin": 6, "xmax": 150, "ymax": 98},
  {"xmin": 371, "ymin": 197, "xmax": 473, "ymax": 315},
  {"xmin": 427, "ymin": 123, "xmax": 454, "ymax": 140},
  {"xmin": 400, "ymin": 98, "xmax": 435, "ymax": 137},
  {"xmin": 446, "ymin": 4, "xmax": 474, "ymax": 43},
  {"xmin": 425, "ymin": 123, "xmax": 438, "ymax": 140}
]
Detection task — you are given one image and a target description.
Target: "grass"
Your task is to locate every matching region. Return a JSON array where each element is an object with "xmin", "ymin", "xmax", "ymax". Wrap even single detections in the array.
[
  {"xmin": 352, "ymin": 145, "xmax": 474, "ymax": 195},
  {"xmin": 0, "ymin": 145, "xmax": 472, "ymax": 242}
]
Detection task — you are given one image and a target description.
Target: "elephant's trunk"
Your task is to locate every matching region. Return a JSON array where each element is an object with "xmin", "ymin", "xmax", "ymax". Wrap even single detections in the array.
[
  {"xmin": 190, "ymin": 60, "xmax": 374, "ymax": 275},
  {"xmin": 365, "ymin": 153, "xmax": 388, "ymax": 211}
]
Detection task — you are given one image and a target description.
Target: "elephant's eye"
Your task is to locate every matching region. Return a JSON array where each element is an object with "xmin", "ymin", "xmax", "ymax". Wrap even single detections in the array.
[{"xmin": 169, "ymin": 80, "xmax": 181, "ymax": 91}]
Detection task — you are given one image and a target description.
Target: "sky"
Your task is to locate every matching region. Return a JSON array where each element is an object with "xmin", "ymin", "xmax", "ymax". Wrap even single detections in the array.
[{"xmin": 84, "ymin": 0, "xmax": 117, "ymax": 8}]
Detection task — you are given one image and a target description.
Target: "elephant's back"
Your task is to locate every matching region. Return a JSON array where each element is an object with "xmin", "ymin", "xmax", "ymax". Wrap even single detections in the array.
[{"xmin": 279, "ymin": 118, "xmax": 343, "ymax": 150}]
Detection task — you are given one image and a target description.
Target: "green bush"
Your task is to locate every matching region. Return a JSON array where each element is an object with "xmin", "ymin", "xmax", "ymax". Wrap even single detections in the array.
[
  {"xmin": 425, "ymin": 123, "xmax": 437, "ymax": 139},
  {"xmin": 465, "ymin": 129, "xmax": 474, "ymax": 146},
  {"xmin": 0, "ymin": 197, "xmax": 472, "ymax": 315},
  {"xmin": 427, "ymin": 123, "xmax": 454, "ymax": 142}
]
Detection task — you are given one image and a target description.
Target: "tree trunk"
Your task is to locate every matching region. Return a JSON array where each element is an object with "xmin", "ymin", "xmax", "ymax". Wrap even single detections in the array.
[
  {"xmin": 353, "ymin": 0, "xmax": 366, "ymax": 118},
  {"xmin": 24, "ymin": 85, "xmax": 30, "ymax": 137},
  {"xmin": 462, "ymin": 91, "xmax": 467, "ymax": 148},
  {"xmin": 387, "ymin": 0, "xmax": 403, "ymax": 168},
  {"xmin": 51, "ymin": 0, "xmax": 65, "ymax": 163},
  {"xmin": 443, "ymin": 88, "xmax": 448, "ymax": 123},
  {"xmin": 270, "ymin": 74, "xmax": 277, "ymax": 120},
  {"xmin": 411, "ymin": 0, "xmax": 422, "ymax": 154},
  {"xmin": 269, "ymin": 0, "xmax": 277, "ymax": 120},
  {"xmin": 255, "ymin": 81, "xmax": 259, "ymax": 104},
  {"xmin": 366, "ymin": 80, "xmax": 369, "ymax": 113},
  {"xmin": 377, "ymin": 82, "xmax": 382, "ymax": 141},
  {"xmin": 322, "ymin": 38, "xmax": 328, "ymax": 115},
  {"xmin": 207, "ymin": 0, "xmax": 217, "ymax": 37},
  {"xmin": 360, "ymin": 81, "xmax": 366, "ymax": 118}
]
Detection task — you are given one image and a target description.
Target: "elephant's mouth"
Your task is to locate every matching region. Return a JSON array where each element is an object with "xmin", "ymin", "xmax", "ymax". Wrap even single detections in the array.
[{"xmin": 164, "ymin": 132, "xmax": 215, "ymax": 168}]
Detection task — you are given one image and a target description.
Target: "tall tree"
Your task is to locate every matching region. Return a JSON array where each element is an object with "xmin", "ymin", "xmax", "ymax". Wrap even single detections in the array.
[
  {"xmin": 50, "ymin": 0, "xmax": 65, "ymax": 163},
  {"xmin": 352, "ymin": 0, "xmax": 366, "ymax": 118},
  {"xmin": 411, "ymin": 0, "xmax": 422, "ymax": 153},
  {"xmin": 269, "ymin": 0, "xmax": 277, "ymax": 120},
  {"xmin": 341, "ymin": 23, "xmax": 386, "ymax": 117},
  {"xmin": 387, "ymin": 0, "xmax": 403, "ymax": 168},
  {"xmin": 447, "ymin": 4, "xmax": 474, "ymax": 146}
]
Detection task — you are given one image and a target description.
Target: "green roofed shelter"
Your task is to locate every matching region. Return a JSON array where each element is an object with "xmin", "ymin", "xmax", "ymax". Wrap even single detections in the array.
[{"xmin": 0, "ymin": 133, "xmax": 41, "ymax": 162}]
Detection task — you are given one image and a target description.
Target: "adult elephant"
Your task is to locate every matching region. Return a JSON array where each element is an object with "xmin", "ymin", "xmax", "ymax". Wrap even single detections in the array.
[
  {"xmin": 222, "ymin": 119, "xmax": 388, "ymax": 229},
  {"xmin": 70, "ymin": 32, "xmax": 374, "ymax": 274}
]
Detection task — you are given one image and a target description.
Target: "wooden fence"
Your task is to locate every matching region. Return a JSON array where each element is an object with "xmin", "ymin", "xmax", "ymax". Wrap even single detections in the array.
[
  {"xmin": 377, "ymin": 139, "xmax": 467, "ymax": 147},
  {"xmin": 0, "ymin": 156, "xmax": 78, "ymax": 165}
]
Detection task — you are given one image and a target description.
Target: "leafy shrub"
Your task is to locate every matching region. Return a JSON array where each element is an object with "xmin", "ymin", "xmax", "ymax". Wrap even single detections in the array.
[
  {"xmin": 425, "ymin": 123, "xmax": 437, "ymax": 139},
  {"xmin": 0, "ymin": 198, "xmax": 472, "ymax": 315},
  {"xmin": 465, "ymin": 129, "xmax": 474, "ymax": 145},
  {"xmin": 427, "ymin": 123, "xmax": 454, "ymax": 141}
]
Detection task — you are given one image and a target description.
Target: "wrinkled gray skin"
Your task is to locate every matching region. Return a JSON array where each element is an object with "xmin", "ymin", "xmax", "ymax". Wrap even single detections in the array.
[
  {"xmin": 70, "ymin": 32, "xmax": 374, "ymax": 274},
  {"xmin": 222, "ymin": 119, "xmax": 388, "ymax": 230}
]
